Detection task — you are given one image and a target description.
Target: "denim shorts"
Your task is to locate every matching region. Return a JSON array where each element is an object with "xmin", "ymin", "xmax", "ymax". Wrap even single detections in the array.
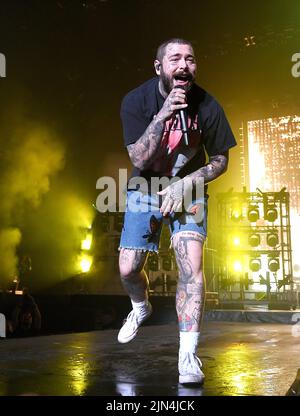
[{"xmin": 119, "ymin": 189, "xmax": 208, "ymax": 252}]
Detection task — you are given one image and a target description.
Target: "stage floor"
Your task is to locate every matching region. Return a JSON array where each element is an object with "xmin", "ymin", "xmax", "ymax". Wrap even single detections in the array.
[{"xmin": 1, "ymin": 321, "xmax": 300, "ymax": 397}]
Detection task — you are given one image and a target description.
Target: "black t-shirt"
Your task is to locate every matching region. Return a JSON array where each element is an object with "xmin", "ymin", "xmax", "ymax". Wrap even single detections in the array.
[{"xmin": 120, "ymin": 77, "xmax": 237, "ymax": 186}]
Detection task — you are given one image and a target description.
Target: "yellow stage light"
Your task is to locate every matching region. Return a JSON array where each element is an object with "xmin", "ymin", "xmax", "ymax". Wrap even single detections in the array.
[
  {"xmin": 80, "ymin": 256, "xmax": 92, "ymax": 273},
  {"xmin": 233, "ymin": 261, "xmax": 243, "ymax": 273},
  {"xmin": 247, "ymin": 205, "xmax": 259, "ymax": 222},
  {"xmin": 81, "ymin": 236, "xmax": 92, "ymax": 250},
  {"xmin": 265, "ymin": 205, "xmax": 278, "ymax": 222},
  {"xmin": 267, "ymin": 232, "xmax": 278, "ymax": 247},
  {"xmin": 249, "ymin": 257, "xmax": 261, "ymax": 272},
  {"xmin": 248, "ymin": 233, "xmax": 260, "ymax": 247},
  {"xmin": 233, "ymin": 236, "xmax": 241, "ymax": 246},
  {"xmin": 81, "ymin": 228, "xmax": 93, "ymax": 250},
  {"xmin": 231, "ymin": 209, "xmax": 242, "ymax": 221},
  {"xmin": 268, "ymin": 257, "xmax": 280, "ymax": 272}
]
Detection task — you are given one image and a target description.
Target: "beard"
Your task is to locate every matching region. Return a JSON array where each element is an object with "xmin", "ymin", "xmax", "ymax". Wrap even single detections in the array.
[{"xmin": 160, "ymin": 68, "xmax": 174, "ymax": 94}]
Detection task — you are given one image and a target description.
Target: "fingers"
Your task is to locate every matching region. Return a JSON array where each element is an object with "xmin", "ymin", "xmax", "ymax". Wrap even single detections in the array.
[
  {"xmin": 170, "ymin": 103, "xmax": 188, "ymax": 111},
  {"xmin": 171, "ymin": 89, "xmax": 186, "ymax": 99},
  {"xmin": 172, "ymin": 200, "xmax": 183, "ymax": 213},
  {"xmin": 159, "ymin": 196, "xmax": 183, "ymax": 216},
  {"xmin": 160, "ymin": 194, "xmax": 172, "ymax": 215},
  {"xmin": 161, "ymin": 198, "xmax": 174, "ymax": 217},
  {"xmin": 169, "ymin": 89, "xmax": 188, "ymax": 112},
  {"xmin": 170, "ymin": 88, "xmax": 186, "ymax": 103},
  {"xmin": 157, "ymin": 189, "xmax": 166, "ymax": 196},
  {"xmin": 159, "ymin": 87, "xmax": 188, "ymax": 120},
  {"xmin": 158, "ymin": 188, "xmax": 174, "ymax": 216}
]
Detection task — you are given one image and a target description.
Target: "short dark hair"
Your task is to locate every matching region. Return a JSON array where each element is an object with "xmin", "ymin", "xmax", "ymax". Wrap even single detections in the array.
[{"xmin": 156, "ymin": 38, "xmax": 194, "ymax": 62}]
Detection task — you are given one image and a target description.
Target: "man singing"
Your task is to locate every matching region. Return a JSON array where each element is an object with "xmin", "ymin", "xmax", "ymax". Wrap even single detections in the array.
[{"xmin": 118, "ymin": 38, "xmax": 236, "ymax": 385}]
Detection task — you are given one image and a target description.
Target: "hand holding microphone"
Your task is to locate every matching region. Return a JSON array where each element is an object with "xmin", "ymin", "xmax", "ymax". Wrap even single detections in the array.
[
  {"xmin": 157, "ymin": 85, "xmax": 189, "ymax": 145},
  {"xmin": 174, "ymin": 85, "xmax": 189, "ymax": 146}
]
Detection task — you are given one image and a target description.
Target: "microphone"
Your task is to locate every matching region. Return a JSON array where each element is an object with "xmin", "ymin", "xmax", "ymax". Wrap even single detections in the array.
[
  {"xmin": 179, "ymin": 107, "xmax": 189, "ymax": 146},
  {"xmin": 174, "ymin": 85, "xmax": 189, "ymax": 145}
]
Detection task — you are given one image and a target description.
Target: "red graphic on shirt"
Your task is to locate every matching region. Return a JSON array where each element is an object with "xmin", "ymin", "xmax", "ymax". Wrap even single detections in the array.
[
  {"xmin": 150, "ymin": 114, "xmax": 202, "ymax": 175},
  {"xmin": 161, "ymin": 114, "xmax": 200, "ymax": 152}
]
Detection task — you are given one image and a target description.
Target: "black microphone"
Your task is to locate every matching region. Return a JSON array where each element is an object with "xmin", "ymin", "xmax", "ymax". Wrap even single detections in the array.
[
  {"xmin": 179, "ymin": 107, "xmax": 189, "ymax": 146},
  {"xmin": 174, "ymin": 85, "xmax": 189, "ymax": 145}
]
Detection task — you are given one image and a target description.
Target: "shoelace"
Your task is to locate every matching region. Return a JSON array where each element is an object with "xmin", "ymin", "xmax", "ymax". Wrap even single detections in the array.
[
  {"xmin": 123, "ymin": 305, "xmax": 150, "ymax": 326},
  {"xmin": 180, "ymin": 352, "xmax": 202, "ymax": 373},
  {"xmin": 123, "ymin": 310, "xmax": 139, "ymax": 326}
]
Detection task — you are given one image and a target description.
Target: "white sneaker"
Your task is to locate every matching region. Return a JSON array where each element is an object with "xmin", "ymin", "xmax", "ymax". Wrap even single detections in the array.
[
  {"xmin": 117, "ymin": 302, "xmax": 152, "ymax": 344},
  {"xmin": 178, "ymin": 351, "xmax": 205, "ymax": 385}
]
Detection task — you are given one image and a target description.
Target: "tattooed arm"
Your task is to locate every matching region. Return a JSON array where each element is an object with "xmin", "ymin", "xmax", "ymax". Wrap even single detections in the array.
[
  {"xmin": 127, "ymin": 87, "xmax": 188, "ymax": 170},
  {"xmin": 158, "ymin": 152, "xmax": 229, "ymax": 216},
  {"xmin": 127, "ymin": 117, "xmax": 165, "ymax": 171},
  {"xmin": 186, "ymin": 151, "xmax": 229, "ymax": 185}
]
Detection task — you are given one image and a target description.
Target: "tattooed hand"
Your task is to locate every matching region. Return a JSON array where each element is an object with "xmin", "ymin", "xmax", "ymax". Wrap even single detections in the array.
[
  {"xmin": 157, "ymin": 178, "xmax": 193, "ymax": 216},
  {"xmin": 157, "ymin": 153, "xmax": 228, "ymax": 217},
  {"xmin": 156, "ymin": 87, "xmax": 188, "ymax": 122}
]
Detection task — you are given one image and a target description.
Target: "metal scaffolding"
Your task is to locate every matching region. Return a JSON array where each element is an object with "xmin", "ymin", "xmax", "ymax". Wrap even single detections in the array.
[{"xmin": 215, "ymin": 187, "xmax": 296, "ymax": 309}]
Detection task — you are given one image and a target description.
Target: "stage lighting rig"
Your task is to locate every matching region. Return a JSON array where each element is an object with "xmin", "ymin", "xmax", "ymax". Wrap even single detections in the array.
[
  {"xmin": 248, "ymin": 232, "xmax": 260, "ymax": 247},
  {"xmin": 249, "ymin": 257, "xmax": 261, "ymax": 272},
  {"xmin": 247, "ymin": 204, "xmax": 259, "ymax": 222}
]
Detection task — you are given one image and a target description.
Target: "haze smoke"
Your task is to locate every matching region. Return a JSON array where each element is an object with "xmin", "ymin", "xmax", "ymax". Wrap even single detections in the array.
[{"xmin": 0, "ymin": 126, "xmax": 65, "ymax": 287}]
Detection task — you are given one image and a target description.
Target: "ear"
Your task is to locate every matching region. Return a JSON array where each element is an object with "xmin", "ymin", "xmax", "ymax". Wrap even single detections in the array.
[{"xmin": 154, "ymin": 59, "xmax": 161, "ymax": 75}]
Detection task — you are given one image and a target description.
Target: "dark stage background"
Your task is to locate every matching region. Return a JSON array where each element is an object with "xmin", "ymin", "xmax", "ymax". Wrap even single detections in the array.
[{"xmin": 0, "ymin": 0, "xmax": 299, "ymax": 292}]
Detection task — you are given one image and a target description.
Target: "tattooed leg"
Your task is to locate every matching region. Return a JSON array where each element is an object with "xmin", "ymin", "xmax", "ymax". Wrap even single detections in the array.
[
  {"xmin": 119, "ymin": 248, "xmax": 149, "ymax": 302},
  {"xmin": 173, "ymin": 231, "xmax": 206, "ymax": 332}
]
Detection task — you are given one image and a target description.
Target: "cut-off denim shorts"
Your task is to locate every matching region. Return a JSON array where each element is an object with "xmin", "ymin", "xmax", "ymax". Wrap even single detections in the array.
[{"xmin": 119, "ymin": 189, "xmax": 208, "ymax": 253}]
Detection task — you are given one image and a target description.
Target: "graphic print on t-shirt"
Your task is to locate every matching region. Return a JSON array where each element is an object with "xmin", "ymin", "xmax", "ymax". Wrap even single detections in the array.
[{"xmin": 150, "ymin": 113, "xmax": 202, "ymax": 176}]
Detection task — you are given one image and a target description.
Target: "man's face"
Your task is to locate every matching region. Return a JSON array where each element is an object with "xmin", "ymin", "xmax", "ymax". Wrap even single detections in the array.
[{"xmin": 157, "ymin": 43, "xmax": 197, "ymax": 94}]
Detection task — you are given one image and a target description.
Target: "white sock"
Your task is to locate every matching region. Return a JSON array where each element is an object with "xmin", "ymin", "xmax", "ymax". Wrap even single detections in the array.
[{"xmin": 179, "ymin": 331, "xmax": 200, "ymax": 354}]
